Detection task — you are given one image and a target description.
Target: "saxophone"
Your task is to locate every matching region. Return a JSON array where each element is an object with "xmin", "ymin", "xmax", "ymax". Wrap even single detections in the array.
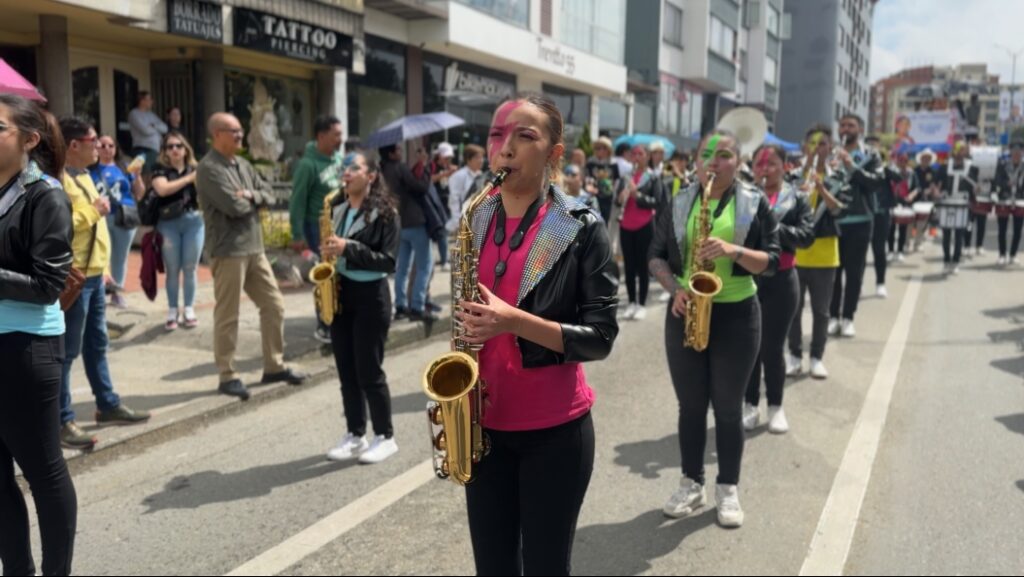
[
  {"xmin": 684, "ymin": 173, "xmax": 723, "ymax": 352},
  {"xmin": 423, "ymin": 168, "xmax": 509, "ymax": 485},
  {"xmin": 309, "ymin": 189, "xmax": 342, "ymax": 326}
]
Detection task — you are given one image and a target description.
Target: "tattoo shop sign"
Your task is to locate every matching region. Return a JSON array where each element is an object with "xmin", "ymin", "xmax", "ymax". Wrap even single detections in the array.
[
  {"xmin": 167, "ymin": 0, "xmax": 223, "ymax": 43},
  {"xmin": 233, "ymin": 8, "xmax": 353, "ymax": 69}
]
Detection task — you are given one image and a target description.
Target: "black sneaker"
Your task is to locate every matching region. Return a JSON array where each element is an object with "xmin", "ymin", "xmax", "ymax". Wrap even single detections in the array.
[
  {"xmin": 60, "ymin": 422, "xmax": 97, "ymax": 451},
  {"xmin": 261, "ymin": 368, "xmax": 309, "ymax": 386},
  {"xmin": 394, "ymin": 307, "xmax": 410, "ymax": 321},
  {"xmin": 426, "ymin": 301, "xmax": 443, "ymax": 313},
  {"xmin": 96, "ymin": 405, "xmax": 152, "ymax": 426},
  {"xmin": 219, "ymin": 379, "xmax": 251, "ymax": 401},
  {"xmin": 409, "ymin": 309, "xmax": 440, "ymax": 323},
  {"xmin": 314, "ymin": 326, "xmax": 332, "ymax": 344}
]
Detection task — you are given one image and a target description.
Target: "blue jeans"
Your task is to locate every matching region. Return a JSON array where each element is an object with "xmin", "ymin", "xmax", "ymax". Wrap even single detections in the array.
[
  {"xmin": 437, "ymin": 230, "xmax": 449, "ymax": 267},
  {"xmin": 303, "ymin": 220, "xmax": 321, "ymax": 256},
  {"xmin": 61, "ymin": 275, "xmax": 121, "ymax": 425},
  {"xmin": 394, "ymin": 226, "xmax": 434, "ymax": 312},
  {"xmin": 105, "ymin": 214, "xmax": 136, "ymax": 290},
  {"xmin": 157, "ymin": 211, "xmax": 205, "ymax": 310}
]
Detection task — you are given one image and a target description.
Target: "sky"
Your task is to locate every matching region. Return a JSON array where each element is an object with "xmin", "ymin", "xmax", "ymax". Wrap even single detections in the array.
[{"xmin": 870, "ymin": 0, "xmax": 1024, "ymax": 84}]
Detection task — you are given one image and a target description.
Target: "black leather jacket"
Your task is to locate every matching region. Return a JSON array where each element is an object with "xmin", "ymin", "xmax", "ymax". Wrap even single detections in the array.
[
  {"xmin": 770, "ymin": 183, "xmax": 816, "ymax": 253},
  {"xmin": 470, "ymin": 187, "xmax": 620, "ymax": 368},
  {"xmin": 332, "ymin": 201, "xmax": 400, "ymax": 274},
  {"xmin": 0, "ymin": 162, "xmax": 74, "ymax": 305}
]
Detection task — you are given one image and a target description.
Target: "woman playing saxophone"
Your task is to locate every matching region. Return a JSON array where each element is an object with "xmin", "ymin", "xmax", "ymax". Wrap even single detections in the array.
[{"xmin": 648, "ymin": 130, "xmax": 780, "ymax": 528}]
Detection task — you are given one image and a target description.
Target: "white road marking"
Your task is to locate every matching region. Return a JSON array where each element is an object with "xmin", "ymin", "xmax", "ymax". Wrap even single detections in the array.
[
  {"xmin": 799, "ymin": 275, "xmax": 923, "ymax": 576},
  {"xmin": 225, "ymin": 459, "xmax": 437, "ymax": 576}
]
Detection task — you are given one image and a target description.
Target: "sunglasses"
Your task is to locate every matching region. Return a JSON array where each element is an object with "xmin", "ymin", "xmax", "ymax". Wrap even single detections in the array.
[
  {"xmin": 74, "ymin": 135, "xmax": 97, "ymax": 145},
  {"xmin": 165, "ymin": 143, "xmax": 185, "ymax": 151}
]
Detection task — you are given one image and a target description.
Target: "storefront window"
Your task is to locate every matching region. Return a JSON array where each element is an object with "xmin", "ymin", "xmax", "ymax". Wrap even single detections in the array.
[
  {"xmin": 225, "ymin": 68, "xmax": 313, "ymax": 182},
  {"xmin": 560, "ymin": 0, "xmax": 627, "ymax": 64},
  {"xmin": 348, "ymin": 36, "xmax": 407, "ymax": 144},
  {"xmin": 634, "ymin": 92, "xmax": 656, "ymax": 134},
  {"xmin": 73, "ymin": 67, "xmax": 101, "ymax": 131},
  {"xmin": 423, "ymin": 55, "xmax": 516, "ymax": 154},
  {"xmin": 454, "ymin": 0, "xmax": 529, "ymax": 29},
  {"xmin": 599, "ymin": 98, "xmax": 628, "ymax": 138}
]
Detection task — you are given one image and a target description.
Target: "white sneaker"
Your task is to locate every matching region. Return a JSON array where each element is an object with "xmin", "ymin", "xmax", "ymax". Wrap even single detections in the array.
[
  {"xmin": 976, "ymin": 247, "xmax": 985, "ymax": 256},
  {"xmin": 768, "ymin": 406, "xmax": 790, "ymax": 434},
  {"xmin": 828, "ymin": 318, "xmax": 841, "ymax": 336},
  {"xmin": 743, "ymin": 403, "xmax": 760, "ymax": 432},
  {"xmin": 785, "ymin": 354, "xmax": 804, "ymax": 377},
  {"xmin": 715, "ymin": 484, "xmax": 744, "ymax": 528},
  {"xmin": 633, "ymin": 305, "xmax": 648, "ymax": 321},
  {"xmin": 1010, "ymin": 257, "xmax": 1019, "ymax": 266},
  {"xmin": 326, "ymin": 433, "xmax": 368, "ymax": 462},
  {"xmin": 663, "ymin": 477, "xmax": 706, "ymax": 519},
  {"xmin": 951, "ymin": 265, "xmax": 960, "ymax": 275},
  {"xmin": 876, "ymin": 285, "xmax": 888, "ymax": 299},
  {"xmin": 810, "ymin": 358, "xmax": 829, "ymax": 380},
  {"xmin": 623, "ymin": 303, "xmax": 638, "ymax": 320},
  {"xmin": 659, "ymin": 291, "xmax": 672, "ymax": 303},
  {"xmin": 886, "ymin": 252, "xmax": 895, "ymax": 263},
  {"xmin": 997, "ymin": 255, "xmax": 1008, "ymax": 266},
  {"xmin": 897, "ymin": 253, "xmax": 906, "ymax": 262},
  {"xmin": 841, "ymin": 319, "xmax": 856, "ymax": 338},
  {"xmin": 358, "ymin": 435, "xmax": 399, "ymax": 465}
]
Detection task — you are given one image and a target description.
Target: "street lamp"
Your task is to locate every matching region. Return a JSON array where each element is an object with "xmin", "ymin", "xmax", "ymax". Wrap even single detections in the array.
[{"xmin": 995, "ymin": 43, "xmax": 1024, "ymax": 145}]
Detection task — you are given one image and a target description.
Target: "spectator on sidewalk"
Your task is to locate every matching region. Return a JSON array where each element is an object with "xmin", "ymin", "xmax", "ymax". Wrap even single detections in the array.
[
  {"xmin": 585, "ymin": 137, "xmax": 620, "ymax": 223},
  {"xmin": 430, "ymin": 142, "xmax": 457, "ymax": 271},
  {"xmin": 0, "ymin": 94, "xmax": 78, "ymax": 577},
  {"xmin": 166, "ymin": 106, "xmax": 184, "ymax": 133},
  {"xmin": 288, "ymin": 115, "xmax": 344, "ymax": 344},
  {"xmin": 151, "ymin": 131, "xmax": 203, "ymax": 331},
  {"xmin": 446, "ymin": 144, "xmax": 486, "ymax": 235},
  {"xmin": 196, "ymin": 113, "xmax": 309, "ymax": 401},
  {"xmin": 90, "ymin": 135, "xmax": 144, "ymax": 309},
  {"xmin": 128, "ymin": 91, "xmax": 168, "ymax": 175},
  {"xmin": 381, "ymin": 143, "xmax": 437, "ymax": 322},
  {"xmin": 571, "ymin": 147, "xmax": 587, "ymax": 171},
  {"xmin": 59, "ymin": 116, "xmax": 151, "ymax": 451}
]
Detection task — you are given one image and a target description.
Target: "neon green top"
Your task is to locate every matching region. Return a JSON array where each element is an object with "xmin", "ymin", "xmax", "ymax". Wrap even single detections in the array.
[{"xmin": 679, "ymin": 198, "xmax": 758, "ymax": 304}]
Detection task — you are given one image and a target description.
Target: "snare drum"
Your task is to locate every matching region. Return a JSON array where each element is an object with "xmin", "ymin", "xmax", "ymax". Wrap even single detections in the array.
[
  {"xmin": 937, "ymin": 200, "xmax": 970, "ymax": 230},
  {"xmin": 1015, "ymin": 199, "xmax": 1024, "ymax": 218},
  {"xmin": 972, "ymin": 194, "xmax": 995, "ymax": 216},
  {"xmin": 995, "ymin": 200, "xmax": 1015, "ymax": 218},
  {"xmin": 893, "ymin": 207, "xmax": 915, "ymax": 225},
  {"xmin": 913, "ymin": 202, "xmax": 935, "ymax": 222}
]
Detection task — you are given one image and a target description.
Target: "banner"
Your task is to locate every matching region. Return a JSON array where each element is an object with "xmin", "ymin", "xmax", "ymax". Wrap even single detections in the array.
[
  {"xmin": 894, "ymin": 110, "xmax": 954, "ymax": 147},
  {"xmin": 999, "ymin": 90, "xmax": 1012, "ymax": 122},
  {"xmin": 1012, "ymin": 91, "xmax": 1024, "ymax": 126}
]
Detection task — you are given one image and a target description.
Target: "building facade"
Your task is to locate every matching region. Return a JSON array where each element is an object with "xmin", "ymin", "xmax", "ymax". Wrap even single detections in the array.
[{"xmin": 776, "ymin": 0, "xmax": 875, "ymax": 142}]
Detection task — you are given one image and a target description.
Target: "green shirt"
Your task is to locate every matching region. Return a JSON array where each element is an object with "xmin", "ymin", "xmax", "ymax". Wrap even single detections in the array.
[{"xmin": 679, "ymin": 198, "xmax": 758, "ymax": 304}]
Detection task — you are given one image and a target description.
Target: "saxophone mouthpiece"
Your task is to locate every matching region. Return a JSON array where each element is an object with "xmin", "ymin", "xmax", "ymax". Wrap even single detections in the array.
[{"xmin": 492, "ymin": 167, "xmax": 510, "ymax": 186}]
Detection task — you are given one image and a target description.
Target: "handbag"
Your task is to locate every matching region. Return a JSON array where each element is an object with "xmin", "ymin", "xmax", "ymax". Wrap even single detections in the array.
[{"xmin": 116, "ymin": 203, "xmax": 141, "ymax": 228}]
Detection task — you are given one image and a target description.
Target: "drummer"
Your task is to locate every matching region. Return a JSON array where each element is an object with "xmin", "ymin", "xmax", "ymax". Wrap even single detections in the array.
[
  {"xmin": 937, "ymin": 141, "xmax": 979, "ymax": 275},
  {"xmin": 994, "ymin": 139, "xmax": 1024, "ymax": 266},
  {"xmin": 912, "ymin": 148, "xmax": 941, "ymax": 252},
  {"xmin": 885, "ymin": 150, "xmax": 920, "ymax": 262}
]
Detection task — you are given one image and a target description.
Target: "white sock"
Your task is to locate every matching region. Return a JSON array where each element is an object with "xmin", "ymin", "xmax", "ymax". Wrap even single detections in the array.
[{"xmin": 168, "ymin": 308, "xmax": 178, "ymax": 322}]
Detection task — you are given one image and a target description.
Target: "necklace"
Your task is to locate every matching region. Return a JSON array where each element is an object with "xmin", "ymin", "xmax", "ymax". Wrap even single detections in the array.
[{"xmin": 491, "ymin": 195, "xmax": 544, "ymax": 291}]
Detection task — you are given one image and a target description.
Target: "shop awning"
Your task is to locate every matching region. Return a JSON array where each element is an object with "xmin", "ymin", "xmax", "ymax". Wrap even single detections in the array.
[{"xmin": 0, "ymin": 59, "xmax": 45, "ymax": 102}]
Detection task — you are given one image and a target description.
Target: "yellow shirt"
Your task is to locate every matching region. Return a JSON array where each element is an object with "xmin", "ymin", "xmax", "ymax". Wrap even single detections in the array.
[
  {"xmin": 795, "ymin": 187, "xmax": 839, "ymax": 268},
  {"xmin": 62, "ymin": 171, "xmax": 111, "ymax": 277}
]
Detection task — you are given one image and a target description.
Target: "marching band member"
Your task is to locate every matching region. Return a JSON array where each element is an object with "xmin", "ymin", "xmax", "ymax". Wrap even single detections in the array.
[
  {"xmin": 744, "ymin": 144, "xmax": 814, "ymax": 434},
  {"xmin": 937, "ymin": 141, "xmax": 978, "ymax": 275},
  {"xmin": 649, "ymin": 130, "xmax": 780, "ymax": 528},
  {"xmin": 787, "ymin": 126, "xmax": 846, "ymax": 380},
  {"xmin": 829, "ymin": 114, "xmax": 884, "ymax": 339},
  {"xmin": 913, "ymin": 148, "xmax": 942, "ymax": 253},
  {"xmin": 321, "ymin": 153, "xmax": 401, "ymax": 465},
  {"xmin": 617, "ymin": 144, "xmax": 665, "ymax": 320},
  {"xmin": 885, "ymin": 151, "xmax": 920, "ymax": 262},
  {"xmin": 994, "ymin": 140, "xmax": 1024, "ymax": 266},
  {"xmin": 456, "ymin": 94, "xmax": 619, "ymax": 575}
]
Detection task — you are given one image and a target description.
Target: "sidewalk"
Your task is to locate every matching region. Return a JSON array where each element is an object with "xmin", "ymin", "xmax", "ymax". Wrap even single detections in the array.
[{"xmin": 64, "ymin": 249, "xmax": 454, "ymax": 471}]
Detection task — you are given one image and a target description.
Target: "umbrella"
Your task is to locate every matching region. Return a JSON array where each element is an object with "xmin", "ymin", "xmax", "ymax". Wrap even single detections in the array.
[
  {"xmin": 364, "ymin": 112, "xmax": 465, "ymax": 150},
  {"xmin": 0, "ymin": 58, "xmax": 45, "ymax": 102},
  {"xmin": 764, "ymin": 132, "xmax": 800, "ymax": 152},
  {"xmin": 613, "ymin": 134, "xmax": 676, "ymax": 158}
]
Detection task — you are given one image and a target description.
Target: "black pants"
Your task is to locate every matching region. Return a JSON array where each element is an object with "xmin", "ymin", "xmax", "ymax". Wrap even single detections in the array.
[
  {"xmin": 831, "ymin": 220, "xmax": 872, "ymax": 321},
  {"xmin": 666, "ymin": 298, "xmax": 761, "ymax": 486},
  {"xmin": 872, "ymin": 212, "xmax": 891, "ymax": 286},
  {"xmin": 466, "ymin": 412, "xmax": 595, "ymax": 576},
  {"xmin": 330, "ymin": 277, "xmax": 394, "ymax": 438},
  {"xmin": 596, "ymin": 195, "xmax": 613, "ymax": 224},
  {"xmin": 619, "ymin": 222, "xmax": 653, "ymax": 306},
  {"xmin": 747, "ymin": 268, "xmax": 799, "ymax": 408},
  {"xmin": 997, "ymin": 215, "xmax": 1024, "ymax": 257},
  {"xmin": 0, "ymin": 333, "xmax": 77, "ymax": 577},
  {"xmin": 789, "ymin": 267, "xmax": 837, "ymax": 360},
  {"xmin": 888, "ymin": 220, "xmax": 908, "ymax": 255},
  {"xmin": 969, "ymin": 213, "xmax": 988, "ymax": 249},
  {"xmin": 942, "ymin": 228, "xmax": 966, "ymax": 264}
]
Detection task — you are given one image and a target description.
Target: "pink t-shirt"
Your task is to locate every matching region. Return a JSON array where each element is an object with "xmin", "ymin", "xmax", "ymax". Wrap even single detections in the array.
[
  {"xmin": 620, "ymin": 171, "xmax": 656, "ymax": 232},
  {"xmin": 769, "ymin": 191, "xmax": 797, "ymax": 271},
  {"xmin": 477, "ymin": 196, "xmax": 595, "ymax": 432}
]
